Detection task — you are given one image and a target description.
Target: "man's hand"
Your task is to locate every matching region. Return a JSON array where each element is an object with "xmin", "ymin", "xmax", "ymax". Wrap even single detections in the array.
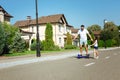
[
  {"xmin": 91, "ymin": 38, "xmax": 93, "ymax": 41},
  {"xmin": 73, "ymin": 34, "xmax": 78, "ymax": 41},
  {"xmin": 73, "ymin": 37, "xmax": 76, "ymax": 41}
]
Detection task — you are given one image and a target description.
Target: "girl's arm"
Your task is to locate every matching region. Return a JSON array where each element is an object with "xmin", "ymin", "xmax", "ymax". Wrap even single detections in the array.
[{"xmin": 90, "ymin": 40, "xmax": 97, "ymax": 46}]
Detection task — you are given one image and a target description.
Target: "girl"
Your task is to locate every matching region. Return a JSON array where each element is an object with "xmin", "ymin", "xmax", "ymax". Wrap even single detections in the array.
[{"xmin": 91, "ymin": 37, "xmax": 99, "ymax": 59}]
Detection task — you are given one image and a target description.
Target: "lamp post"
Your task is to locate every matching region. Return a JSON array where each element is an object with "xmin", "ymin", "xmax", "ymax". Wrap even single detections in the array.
[
  {"xmin": 103, "ymin": 19, "xmax": 107, "ymax": 49},
  {"xmin": 35, "ymin": 0, "xmax": 41, "ymax": 57},
  {"xmin": 118, "ymin": 30, "xmax": 120, "ymax": 47}
]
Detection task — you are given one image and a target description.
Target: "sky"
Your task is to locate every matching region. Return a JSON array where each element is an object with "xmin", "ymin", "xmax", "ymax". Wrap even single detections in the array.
[{"xmin": 0, "ymin": 0, "xmax": 120, "ymax": 28}]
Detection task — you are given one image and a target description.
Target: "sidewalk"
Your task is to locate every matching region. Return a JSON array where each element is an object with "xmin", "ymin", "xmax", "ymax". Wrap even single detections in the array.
[{"xmin": 0, "ymin": 47, "xmax": 119, "ymax": 69}]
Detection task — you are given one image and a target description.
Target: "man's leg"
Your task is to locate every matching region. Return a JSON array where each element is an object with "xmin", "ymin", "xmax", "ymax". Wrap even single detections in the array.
[
  {"xmin": 84, "ymin": 44, "xmax": 88, "ymax": 54},
  {"xmin": 80, "ymin": 45, "xmax": 83, "ymax": 55},
  {"xmin": 84, "ymin": 40, "xmax": 89, "ymax": 57},
  {"xmin": 79, "ymin": 39, "xmax": 83, "ymax": 56}
]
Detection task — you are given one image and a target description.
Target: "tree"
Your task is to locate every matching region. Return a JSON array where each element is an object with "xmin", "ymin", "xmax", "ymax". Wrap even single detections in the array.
[
  {"xmin": 101, "ymin": 22, "xmax": 119, "ymax": 47},
  {"xmin": 0, "ymin": 23, "xmax": 5, "ymax": 55},
  {"xmin": 104, "ymin": 22, "xmax": 119, "ymax": 40},
  {"xmin": 118, "ymin": 25, "xmax": 120, "ymax": 30},
  {"xmin": 1, "ymin": 22, "xmax": 26, "ymax": 54},
  {"xmin": 64, "ymin": 32, "xmax": 77, "ymax": 49},
  {"xmin": 44, "ymin": 23, "xmax": 54, "ymax": 50},
  {"xmin": 87, "ymin": 24, "xmax": 101, "ymax": 32},
  {"xmin": 10, "ymin": 32, "xmax": 26, "ymax": 52},
  {"xmin": 66, "ymin": 32, "xmax": 72, "ymax": 45}
]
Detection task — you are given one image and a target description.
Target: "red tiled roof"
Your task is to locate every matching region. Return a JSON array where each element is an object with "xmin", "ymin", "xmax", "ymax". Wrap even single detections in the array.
[
  {"xmin": 71, "ymin": 27, "xmax": 79, "ymax": 33},
  {"xmin": 14, "ymin": 14, "xmax": 68, "ymax": 27},
  {"xmin": 0, "ymin": 6, "xmax": 13, "ymax": 18}
]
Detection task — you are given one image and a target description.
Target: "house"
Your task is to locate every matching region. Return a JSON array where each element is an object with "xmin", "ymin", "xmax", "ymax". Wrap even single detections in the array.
[
  {"xmin": 14, "ymin": 14, "xmax": 72, "ymax": 49},
  {"xmin": 0, "ymin": 6, "xmax": 13, "ymax": 23},
  {"xmin": 70, "ymin": 27, "xmax": 79, "ymax": 46}
]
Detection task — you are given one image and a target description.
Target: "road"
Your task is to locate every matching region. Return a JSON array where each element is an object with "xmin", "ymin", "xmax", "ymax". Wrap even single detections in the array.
[{"xmin": 0, "ymin": 48, "xmax": 120, "ymax": 80}]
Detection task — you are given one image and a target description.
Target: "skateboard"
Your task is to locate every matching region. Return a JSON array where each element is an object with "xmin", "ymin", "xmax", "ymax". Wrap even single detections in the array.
[{"xmin": 77, "ymin": 54, "xmax": 90, "ymax": 59}]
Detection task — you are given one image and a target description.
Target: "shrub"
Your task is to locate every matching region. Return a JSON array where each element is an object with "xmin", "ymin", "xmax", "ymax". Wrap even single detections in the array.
[
  {"xmin": 64, "ymin": 45, "xmax": 77, "ymax": 49},
  {"xmin": 30, "ymin": 42, "xmax": 37, "ymax": 51},
  {"xmin": 1, "ymin": 23, "xmax": 26, "ymax": 54},
  {"xmin": 44, "ymin": 23, "xmax": 55, "ymax": 50},
  {"xmin": 0, "ymin": 23, "xmax": 5, "ymax": 55},
  {"xmin": 10, "ymin": 32, "xmax": 26, "ymax": 53},
  {"xmin": 87, "ymin": 40, "xmax": 92, "ymax": 45},
  {"xmin": 98, "ymin": 40, "xmax": 104, "ymax": 47},
  {"xmin": 105, "ymin": 39, "xmax": 113, "ymax": 47},
  {"xmin": 66, "ymin": 32, "xmax": 72, "ymax": 45}
]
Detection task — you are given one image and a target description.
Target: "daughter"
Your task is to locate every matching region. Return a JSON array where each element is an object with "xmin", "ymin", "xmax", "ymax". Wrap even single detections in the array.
[{"xmin": 90, "ymin": 37, "xmax": 99, "ymax": 59}]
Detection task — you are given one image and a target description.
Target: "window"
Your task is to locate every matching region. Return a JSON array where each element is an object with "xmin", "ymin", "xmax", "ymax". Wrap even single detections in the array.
[
  {"xmin": 59, "ymin": 25, "xmax": 62, "ymax": 32},
  {"xmin": 59, "ymin": 37, "xmax": 62, "ymax": 44},
  {"xmin": 32, "ymin": 26, "xmax": 34, "ymax": 32}
]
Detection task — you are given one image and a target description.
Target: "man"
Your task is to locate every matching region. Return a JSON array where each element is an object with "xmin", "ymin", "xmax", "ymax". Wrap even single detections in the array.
[{"xmin": 74, "ymin": 25, "xmax": 93, "ymax": 57}]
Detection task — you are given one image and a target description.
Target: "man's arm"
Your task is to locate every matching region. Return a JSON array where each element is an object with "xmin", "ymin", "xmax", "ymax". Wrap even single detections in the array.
[
  {"xmin": 88, "ymin": 33, "xmax": 93, "ymax": 41},
  {"xmin": 74, "ymin": 34, "xmax": 78, "ymax": 40}
]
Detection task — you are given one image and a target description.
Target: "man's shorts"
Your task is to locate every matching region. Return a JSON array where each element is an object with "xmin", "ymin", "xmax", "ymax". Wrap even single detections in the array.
[{"xmin": 80, "ymin": 39, "xmax": 87, "ymax": 46}]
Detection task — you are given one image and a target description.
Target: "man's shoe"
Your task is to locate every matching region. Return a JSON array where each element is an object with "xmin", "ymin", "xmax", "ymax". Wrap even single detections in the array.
[
  {"xmin": 86, "ymin": 54, "xmax": 90, "ymax": 58},
  {"xmin": 77, "ymin": 54, "xmax": 82, "ymax": 58}
]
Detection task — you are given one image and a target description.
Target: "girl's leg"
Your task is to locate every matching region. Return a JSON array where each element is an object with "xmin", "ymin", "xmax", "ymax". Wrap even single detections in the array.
[
  {"xmin": 94, "ymin": 49, "xmax": 96, "ymax": 58},
  {"xmin": 96, "ymin": 50, "xmax": 99, "ymax": 57}
]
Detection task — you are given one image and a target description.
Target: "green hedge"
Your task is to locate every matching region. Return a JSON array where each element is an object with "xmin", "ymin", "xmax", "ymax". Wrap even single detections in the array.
[
  {"xmin": 98, "ymin": 40, "xmax": 104, "ymax": 47},
  {"xmin": 31, "ymin": 41, "xmax": 60, "ymax": 51},
  {"xmin": 64, "ymin": 45, "xmax": 77, "ymax": 49},
  {"xmin": 98, "ymin": 39, "xmax": 117, "ymax": 47}
]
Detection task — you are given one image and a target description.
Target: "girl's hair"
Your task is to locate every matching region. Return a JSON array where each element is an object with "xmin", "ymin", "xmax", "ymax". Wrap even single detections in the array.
[
  {"xmin": 95, "ymin": 37, "xmax": 98, "ymax": 40},
  {"xmin": 94, "ymin": 37, "xmax": 98, "ymax": 42}
]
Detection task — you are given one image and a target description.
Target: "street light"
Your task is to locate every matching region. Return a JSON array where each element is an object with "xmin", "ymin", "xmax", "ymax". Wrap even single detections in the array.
[
  {"xmin": 35, "ymin": 0, "xmax": 41, "ymax": 57},
  {"xmin": 103, "ymin": 19, "xmax": 107, "ymax": 49}
]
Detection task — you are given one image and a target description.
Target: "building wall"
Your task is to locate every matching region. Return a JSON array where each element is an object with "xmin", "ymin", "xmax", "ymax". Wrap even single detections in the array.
[
  {"xmin": 0, "ymin": 11, "xmax": 11, "ymax": 24},
  {"xmin": 0, "ymin": 12, "xmax": 4, "ymax": 22},
  {"xmin": 21, "ymin": 23, "xmax": 70, "ymax": 48}
]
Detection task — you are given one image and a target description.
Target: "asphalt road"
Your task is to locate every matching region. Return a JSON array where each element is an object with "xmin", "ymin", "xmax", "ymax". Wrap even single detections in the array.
[{"xmin": 0, "ymin": 48, "xmax": 120, "ymax": 80}]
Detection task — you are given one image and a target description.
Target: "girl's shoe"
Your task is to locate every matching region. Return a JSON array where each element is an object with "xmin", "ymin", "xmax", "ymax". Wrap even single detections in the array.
[{"xmin": 95, "ymin": 56, "xmax": 99, "ymax": 59}]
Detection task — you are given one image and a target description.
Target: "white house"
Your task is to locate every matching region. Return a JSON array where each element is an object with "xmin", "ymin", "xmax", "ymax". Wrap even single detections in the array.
[
  {"xmin": 0, "ymin": 6, "xmax": 13, "ymax": 23},
  {"xmin": 14, "ymin": 14, "xmax": 72, "ymax": 49}
]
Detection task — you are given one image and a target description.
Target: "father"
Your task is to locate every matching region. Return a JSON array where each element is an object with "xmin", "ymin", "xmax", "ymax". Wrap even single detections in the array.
[{"xmin": 74, "ymin": 25, "xmax": 93, "ymax": 57}]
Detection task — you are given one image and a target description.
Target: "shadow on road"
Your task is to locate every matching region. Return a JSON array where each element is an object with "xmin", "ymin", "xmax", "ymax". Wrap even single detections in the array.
[{"xmin": 71, "ymin": 56, "xmax": 94, "ymax": 59}]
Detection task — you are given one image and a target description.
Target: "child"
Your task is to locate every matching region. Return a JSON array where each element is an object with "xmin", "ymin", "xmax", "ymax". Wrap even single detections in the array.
[{"xmin": 90, "ymin": 37, "xmax": 99, "ymax": 59}]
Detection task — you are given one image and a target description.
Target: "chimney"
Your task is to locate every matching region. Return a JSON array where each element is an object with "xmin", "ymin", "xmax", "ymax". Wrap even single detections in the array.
[{"xmin": 27, "ymin": 16, "xmax": 31, "ymax": 20}]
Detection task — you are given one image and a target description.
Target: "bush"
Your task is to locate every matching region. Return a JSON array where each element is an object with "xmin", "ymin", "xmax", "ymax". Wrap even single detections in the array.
[
  {"xmin": 105, "ymin": 39, "xmax": 113, "ymax": 47},
  {"xmin": 66, "ymin": 32, "xmax": 72, "ymax": 45},
  {"xmin": 45, "ymin": 23, "xmax": 55, "ymax": 50},
  {"xmin": 0, "ymin": 23, "xmax": 26, "ymax": 54},
  {"xmin": 51, "ymin": 45, "xmax": 60, "ymax": 51},
  {"xmin": 44, "ymin": 44, "xmax": 60, "ymax": 51},
  {"xmin": 0, "ymin": 23, "xmax": 5, "ymax": 55},
  {"xmin": 30, "ymin": 42, "xmax": 37, "ymax": 51},
  {"xmin": 31, "ymin": 41, "xmax": 60, "ymax": 51},
  {"xmin": 98, "ymin": 40, "xmax": 104, "ymax": 47},
  {"xmin": 64, "ymin": 45, "xmax": 77, "ymax": 49},
  {"xmin": 10, "ymin": 32, "xmax": 26, "ymax": 53},
  {"xmin": 88, "ymin": 40, "xmax": 92, "ymax": 45}
]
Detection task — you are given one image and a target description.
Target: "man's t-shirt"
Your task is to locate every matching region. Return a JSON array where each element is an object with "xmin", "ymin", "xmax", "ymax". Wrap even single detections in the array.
[{"xmin": 77, "ymin": 29, "xmax": 89, "ymax": 41}]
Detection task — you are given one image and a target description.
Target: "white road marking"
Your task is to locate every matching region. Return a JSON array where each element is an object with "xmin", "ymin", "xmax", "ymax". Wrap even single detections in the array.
[
  {"xmin": 84, "ymin": 62, "xmax": 95, "ymax": 67},
  {"xmin": 105, "ymin": 56, "xmax": 110, "ymax": 59}
]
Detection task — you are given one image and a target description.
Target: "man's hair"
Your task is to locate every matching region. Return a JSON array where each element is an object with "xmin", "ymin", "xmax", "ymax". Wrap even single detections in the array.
[{"xmin": 81, "ymin": 25, "xmax": 85, "ymax": 27}]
